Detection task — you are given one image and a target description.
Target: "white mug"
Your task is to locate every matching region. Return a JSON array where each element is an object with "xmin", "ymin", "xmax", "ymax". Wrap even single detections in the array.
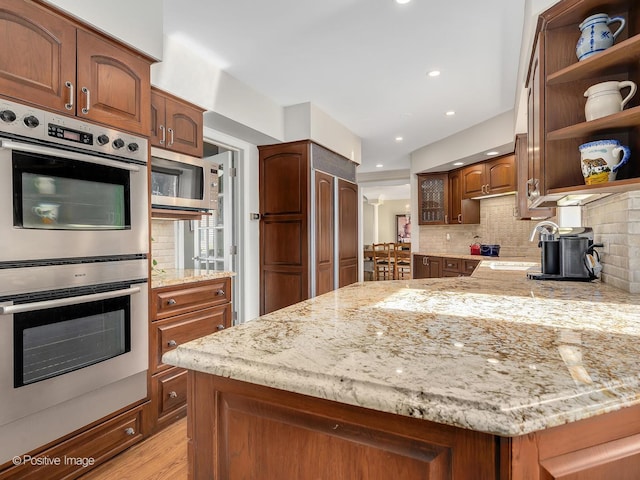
[
  {"xmin": 32, "ymin": 203, "xmax": 60, "ymax": 224},
  {"xmin": 579, "ymin": 140, "xmax": 630, "ymax": 184},
  {"xmin": 34, "ymin": 176, "xmax": 56, "ymax": 195}
]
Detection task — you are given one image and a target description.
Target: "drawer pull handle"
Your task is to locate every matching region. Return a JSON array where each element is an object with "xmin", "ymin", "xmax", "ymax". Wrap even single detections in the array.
[
  {"xmin": 216, "ymin": 289, "xmax": 225, "ymax": 296},
  {"xmin": 167, "ymin": 298, "xmax": 177, "ymax": 305},
  {"xmin": 216, "ymin": 324, "xmax": 225, "ymax": 331},
  {"xmin": 124, "ymin": 427, "xmax": 135, "ymax": 436},
  {"xmin": 167, "ymin": 340, "xmax": 177, "ymax": 347},
  {"xmin": 169, "ymin": 391, "xmax": 178, "ymax": 399}
]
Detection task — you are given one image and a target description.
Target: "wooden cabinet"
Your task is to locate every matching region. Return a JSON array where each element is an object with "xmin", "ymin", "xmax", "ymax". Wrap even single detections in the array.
[
  {"xmin": 0, "ymin": 0, "xmax": 151, "ymax": 135},
  {"xmin": 417, "ymin": 173, "xmax": 449, "ymax": 224},
  {"xmin": 414, "ymin": 255, "xmax": 478, "ymax": 279},
  {"xmin": 259, "ymin": 140, "xmax": 358, "ymax": 315},
  {"xmin": 461, "ymin": 154, "xmax": 517, "ymax": 199},
  {"xmin": 187, "ymin": 373, "xmax": 640, "ymax": 479},
  {"xmin": 151, "ymin": 87, "xmax": 204, "ymax": 157},
  {"xmin": 412, "ymin": 255, "xmax": 442, "ymax": 279},
  {"xmin": 449, "ymin": 169, "xmax": 480, "ymax": 224},
  {"xmin": 442, "ymin": 257, "xmax": 480, "ymax": 277},
  {"xmin": 527, "ymin": 0, "xmax": 640, "ymax": 207},
  {"xmin": 0, "ymin": 403, "xmax": 147, "ymax": 479},
  {"xmin": 149, "ymin": 277, "xmax": 232, "ymax": 433},
  {"xmin": 515, "ymin": 133, "xmax": 555, "ymax": 219}
]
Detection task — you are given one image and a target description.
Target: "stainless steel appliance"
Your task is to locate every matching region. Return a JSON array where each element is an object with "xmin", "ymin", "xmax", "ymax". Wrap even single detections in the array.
[
  {"xmin": 0, "ymin": 97, "xmax": 148, "ymax": 262},
  {"xmin": 151, "ymin": 146, "xmax": 218, "ymax": 211},
  {"xmin": 527, "ymin": 222, "xmax": 602, "ymax": 281},
  {"xmin": 0, "ymin": 258, "xmax": 148, "ymax": 463}
]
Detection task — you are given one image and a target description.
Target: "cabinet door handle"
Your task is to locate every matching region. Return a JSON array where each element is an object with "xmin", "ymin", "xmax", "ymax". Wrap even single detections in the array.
[
  {"xmin": 458, "ymin": 213, "xmax": 462, "ymax": 223},
  {"xmin": 444, "ymin": 214, "xmax": 448, "ymax": 224},
  {"xmin": 216, "ymin": 324, "xmax": 225, "ymax": 331},
  {"xmin": 167, "ymin": 298, "xmax": 177, "ymax": 305},
  {"xmin": 167, "ymin": 339, "xmax": 177, "ymax": 347},
  {"xmin": 485, "ymin": 183, "xmax": 490, "ymax": 194},
  {"xmin": 169, "ymin": 391, "xmax": 178, "ymax": 399},
  {"xmin": 81, "ymin": 87, "xmax": 90, "ymax": 114},
  {"xmin": 168, "ymin": 128, "xmax": 174, "ymax": 146},
  {"xmin": 124, "ymin": 427, "xmax": 135, "ymax": 436},
  {"xmin": 64, "ymin": 81, "xmax": 74, "ymax": 110},
  {"xmin": 159, "ymin": 125, "xmax": 166, "ymax": 145},
  {"xmin": 422, "ymin": 257, "xmax": 428, "ymax": 266},
  {"xmin": 216, "ymin": 289, "xmax": 225, "ymax": 296}
]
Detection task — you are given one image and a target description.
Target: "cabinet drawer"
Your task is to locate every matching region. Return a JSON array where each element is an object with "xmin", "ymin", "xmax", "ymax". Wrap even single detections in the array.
[
  {"xmin": 442, "ymin": 258, "xmax": 461, "ymax": 272},
  {"xmin": 152, "ymin": 277, "xmax": 231, "ymax": 320},
  {"xmin": 462, "ymin": 260, "xmax": 480, "ymax": 275},
  {"xmin": 154, "ymin": 367, "xmax": 187, "ymax": 419},
  {"xmin": 151, "ymin": 303, "xmax": 231, "ymax": 373},
  {"xmin": 3, "ymin": 405, "xmax": 144, "ymax": 480}
]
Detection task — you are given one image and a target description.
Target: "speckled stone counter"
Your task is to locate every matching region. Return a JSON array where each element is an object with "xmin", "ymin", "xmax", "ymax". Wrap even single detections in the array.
[
  {"xmin": 163, "ymin": 261, "xmax": 640, "ymax": 437},
  {"xmin": 151, "ymin": 268, "xmax": 235, "ymax": 289}
]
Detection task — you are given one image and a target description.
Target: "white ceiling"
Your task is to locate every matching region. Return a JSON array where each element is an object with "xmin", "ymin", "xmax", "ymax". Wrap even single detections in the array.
[{"xmin": 163, "ymin": 0, "xmax": 528, "ymax": 199}]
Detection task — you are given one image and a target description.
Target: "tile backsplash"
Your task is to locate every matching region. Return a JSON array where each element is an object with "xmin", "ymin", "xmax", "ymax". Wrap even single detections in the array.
[
  {"xmin": 583, "ymin": 191, "xmax": 640, "ymax": 293},
  {"xmin": 418, "ymin": 195, "xmax": 545, "ymax": 259},
  {"xmin": 151, "ymin": 219, "xmax": 176, "ymax": 271}
]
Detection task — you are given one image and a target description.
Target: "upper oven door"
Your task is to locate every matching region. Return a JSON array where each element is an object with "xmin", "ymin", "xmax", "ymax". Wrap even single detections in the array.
[{"xmin": 0, "ymin": 139, "xmax": 148, "ymax": 262}]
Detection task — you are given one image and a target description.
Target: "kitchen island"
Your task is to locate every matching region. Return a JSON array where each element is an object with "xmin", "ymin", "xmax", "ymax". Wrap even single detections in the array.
[{"xmin": 163, "ymin": 261, "xmax": 640, "ymax": 479}]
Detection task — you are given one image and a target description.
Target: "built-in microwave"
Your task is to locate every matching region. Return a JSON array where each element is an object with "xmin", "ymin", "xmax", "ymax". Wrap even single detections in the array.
[{"xmin": 150, "ymin": 147, "xmax": 218, "ymax": 211}]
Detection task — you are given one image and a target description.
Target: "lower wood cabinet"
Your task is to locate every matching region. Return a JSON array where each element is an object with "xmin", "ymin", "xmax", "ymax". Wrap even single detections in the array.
[
  {"xmin": 414, "ymin": 255, "xmax": 479, "ymax": 279},
  {"xmin": 187, "ymin": 373, "xmax": 640, "ymax": 479},
  {"xmin": 149, "ymin": 277, "xmax": 232, "ymax": 433},
  {"xmin": 0, "ymin": 402, "xmax": 147, "ymax": 480}
]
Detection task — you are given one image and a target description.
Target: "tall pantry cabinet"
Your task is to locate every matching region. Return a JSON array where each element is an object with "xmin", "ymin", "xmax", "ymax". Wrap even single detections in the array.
[{"xmin": 259, "ymin": 140, "xmax": 358, "ymax": 315}]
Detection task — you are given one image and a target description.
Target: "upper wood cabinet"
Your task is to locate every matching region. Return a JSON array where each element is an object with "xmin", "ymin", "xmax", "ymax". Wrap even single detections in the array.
[
  {"xmin": 449, "ymin": 169, "xmax": 480, "ymax": 224},
  {"xmin": 417, "ymin": 173, "xmax": 449, "ymax": 225},
  {"xmin": 461, "ymin": 154, "xmax": 516, "ymax": 199},
  {"xmin": 515, "ymin": 133, "xmax": 555, "ymax": 219},
  {"xmin": 0, "ymin": 0, "xmax": 152, "ymax": 135},
  {"xmin": 527, "ymin": 0, "xmax": 640, "ymax": 206},
  {"xmin": 151, "ymin": 87, "xmax": 205, "ymax": 157}
]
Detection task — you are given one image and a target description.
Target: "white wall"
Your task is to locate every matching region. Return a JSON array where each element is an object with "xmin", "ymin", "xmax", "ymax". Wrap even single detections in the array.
[
  {"xmin": 42, "ymin": 0, "xmax": 163, "ymax": 60},
  {"xmin": 284, "ymin": 103, "xmax": 362, "ymax": 164}
]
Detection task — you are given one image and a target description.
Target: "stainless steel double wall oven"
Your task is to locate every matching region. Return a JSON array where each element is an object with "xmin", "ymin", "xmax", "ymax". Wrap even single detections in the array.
[{"xmin": 0, "ymin": 97, "xmax": 149, "ymax": 463}]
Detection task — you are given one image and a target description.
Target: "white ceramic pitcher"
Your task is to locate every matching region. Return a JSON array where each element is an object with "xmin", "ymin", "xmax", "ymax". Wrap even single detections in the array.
[
  {"xmin": 584, "ymin": 80, "xmax": 637, "ymax": 121},
  {"xmin": 576, "ymin": 13, "xmax": 625, "ymax": 61}
]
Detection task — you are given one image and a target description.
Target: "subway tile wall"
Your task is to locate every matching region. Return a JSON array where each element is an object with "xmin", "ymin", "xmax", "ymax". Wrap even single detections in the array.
[
  {"xmin": 583, "ymin": 191, "xmax": 640, "ymax": 294},
  {"xmin": 418, "ymin": 195, "xmax": 545, "ymax": 259},
  {"xmin": 150, "ymin": 219, "xmax": 177, "ymax": 272}
]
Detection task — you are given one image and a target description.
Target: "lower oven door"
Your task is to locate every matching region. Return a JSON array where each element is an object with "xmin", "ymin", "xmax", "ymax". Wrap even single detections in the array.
[
  {"xmin": 0, "ymin": 139, "xmax": 148, "ymax": 262},
  {"xmin": 0, "ymin": 279, "xmax": 148, "ymax": 426}
]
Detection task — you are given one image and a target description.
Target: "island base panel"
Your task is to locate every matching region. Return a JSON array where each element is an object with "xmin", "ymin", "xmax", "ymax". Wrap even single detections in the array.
[{"xmin": 188, "ymin": 371, "xmax": 497, "ymax": 479}]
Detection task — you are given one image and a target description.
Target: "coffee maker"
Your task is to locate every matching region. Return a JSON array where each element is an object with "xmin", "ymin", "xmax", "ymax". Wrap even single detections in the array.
[{"xmin": 527, "ymin": 221, "xmax": 602, "ymax": 281}]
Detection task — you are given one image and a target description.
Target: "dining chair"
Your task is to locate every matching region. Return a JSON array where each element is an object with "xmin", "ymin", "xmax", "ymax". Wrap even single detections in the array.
[
  {"xmin": 372, "ymin": 243, "xmax": 394, "ymax": 280},
  {"xmin": 394, "ymin": 243, "xmax": 412, "ymax": 280}
]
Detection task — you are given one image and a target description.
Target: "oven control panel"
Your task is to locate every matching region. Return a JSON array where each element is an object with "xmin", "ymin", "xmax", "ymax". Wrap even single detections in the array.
[{"xmin": 0, "ymin": 98, "xmax": 147, "ymax": 163}]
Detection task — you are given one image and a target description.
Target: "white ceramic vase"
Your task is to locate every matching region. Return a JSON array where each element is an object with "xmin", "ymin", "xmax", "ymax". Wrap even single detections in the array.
[
  {"xmin": 584, "ymin": 80, "xmax": 637, "ymax": 121},
  {"xmin": 575, "ymin": 13, "xmax": 625, "ymax": 61}
]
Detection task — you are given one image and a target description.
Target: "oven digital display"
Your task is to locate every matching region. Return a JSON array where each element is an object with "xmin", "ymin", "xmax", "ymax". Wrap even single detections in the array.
[
  {"xmin": 63, "ymin": 130, "xmax": 81, "ymax": 142},
  {"xmin": 47, "ymin": 124, "xmax": 92, "ymax": 145}
]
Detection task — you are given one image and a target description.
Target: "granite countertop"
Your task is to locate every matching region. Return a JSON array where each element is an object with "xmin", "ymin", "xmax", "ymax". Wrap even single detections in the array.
[
  {"xmin": 151, "ymin": 268, "xmax": 235, "ymax": 289},
  {"xmin": 163, "ymin": 259, "xmax": 640, "ymax": 437}
]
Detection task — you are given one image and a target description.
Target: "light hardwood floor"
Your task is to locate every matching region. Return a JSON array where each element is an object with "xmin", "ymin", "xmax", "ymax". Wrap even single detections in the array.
[{"xmin": 78, "ymin": 419, "xmax": 188, "ymax": 480}]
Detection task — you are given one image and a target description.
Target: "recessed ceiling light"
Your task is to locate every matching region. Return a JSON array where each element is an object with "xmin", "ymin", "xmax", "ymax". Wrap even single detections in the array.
[
  {"xmin": 376, "ymin": 164, "xmax": 384, "ymax": 168},
  {"xmin": 445, "ymin": 111, "xmax": 455, "ymax": 116},
  {"xmin": 395, "ymin": 0, "xmax": 411, "ymax": 4},
  {"xmin": 395, "ymin": 136, "xmax": 403, "ymax": 142},
  {"xmin": 486, "ymin": 151, "xmax": 499, "ymax": 156},
  {"xmin": 453, "ymin": 161, "xmax": 464, "ymax": 166},
  {"xmin": 427, "ymin": 70, "xmax": 441, "ymax": 77}
]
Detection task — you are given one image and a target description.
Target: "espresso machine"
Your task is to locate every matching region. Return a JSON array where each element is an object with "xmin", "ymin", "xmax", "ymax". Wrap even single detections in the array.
[{"xmin": 527, "ymin": 221, "xmax": 602, "ymax": 281}]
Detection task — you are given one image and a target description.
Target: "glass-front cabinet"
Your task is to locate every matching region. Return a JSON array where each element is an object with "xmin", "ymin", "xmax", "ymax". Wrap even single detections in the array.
[{"xmin": 417, "ymin": 173, "xmax": 449, "ymax": 225}]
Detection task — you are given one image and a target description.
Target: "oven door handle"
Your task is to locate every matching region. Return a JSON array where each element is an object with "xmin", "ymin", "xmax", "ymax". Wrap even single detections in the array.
[
  {"xmin": 0, "ymin": 139, "xmax": 141, "ymax": 172},
  {"xmin": 0, "ymin": 286, "xmax": 141, "ymax": 315}
]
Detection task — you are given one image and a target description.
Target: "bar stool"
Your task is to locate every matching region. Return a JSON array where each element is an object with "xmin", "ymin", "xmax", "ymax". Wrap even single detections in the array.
[
  {"xmin": 394, "ymin": 243, "xmax": 412, "ymax": 280},
  {"xmin": 372, "ymin": 243, "xmax": 394, "ymax": 280}
]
